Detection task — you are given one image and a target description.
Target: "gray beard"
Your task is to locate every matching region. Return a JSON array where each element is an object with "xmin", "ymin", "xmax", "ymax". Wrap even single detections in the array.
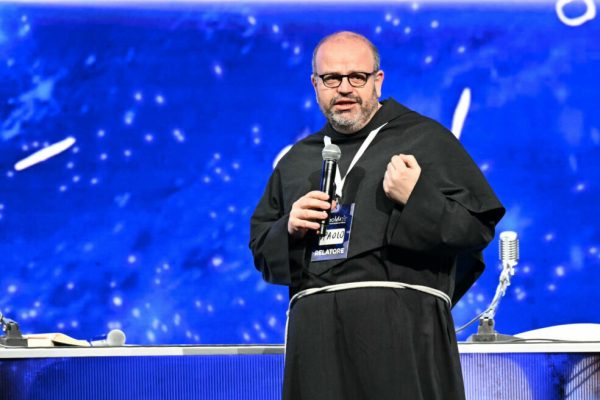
[{"xmin": 325, "ymin": 91, "xmax": 380, "ymax": 134}]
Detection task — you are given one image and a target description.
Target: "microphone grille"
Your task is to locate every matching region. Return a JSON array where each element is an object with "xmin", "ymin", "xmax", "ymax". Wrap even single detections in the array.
[
  {"xmin": 107, "ymin": 329, "xmax": 126, "ymax": 346},
  {"xmin": 322, "ymin": 144, "xmax": 341, "ymax": 161},
  {"xmin": 499, "ymin": 231, "xmax": 519, "ymax": 263}
]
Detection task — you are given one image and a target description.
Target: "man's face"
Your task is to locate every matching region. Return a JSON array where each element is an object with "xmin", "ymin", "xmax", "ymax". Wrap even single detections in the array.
[{"xmin": 312, "ymin": 37, "xmax": 384, "ymax": 134}]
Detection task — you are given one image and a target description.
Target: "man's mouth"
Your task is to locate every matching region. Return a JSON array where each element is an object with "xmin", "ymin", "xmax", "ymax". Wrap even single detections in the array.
[{"xmin": 333, "ymin": 99, "xmax": 359, "ymax": 111}]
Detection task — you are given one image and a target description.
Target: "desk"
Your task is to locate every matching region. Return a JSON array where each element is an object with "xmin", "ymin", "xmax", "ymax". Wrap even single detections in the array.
[{"xmin": 1, "ymin": 343, "xmax": 599, "ymax": 399}]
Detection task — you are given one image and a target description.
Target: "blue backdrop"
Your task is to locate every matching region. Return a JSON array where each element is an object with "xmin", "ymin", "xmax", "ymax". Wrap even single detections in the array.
[{"xmin": 0, "ymin": 1, "xmax": 599, "ymax": 344}]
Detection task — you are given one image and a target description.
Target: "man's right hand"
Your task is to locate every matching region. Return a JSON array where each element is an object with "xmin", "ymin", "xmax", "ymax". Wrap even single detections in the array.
[{"xmin": 287, "ymin": 191, "xmax": 334, "ymax": 240}]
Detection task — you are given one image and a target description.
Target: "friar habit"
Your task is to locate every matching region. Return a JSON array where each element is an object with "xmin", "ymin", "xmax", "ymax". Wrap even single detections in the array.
[{"xmin": 250, "ymin": 98, "xmax": 505, "ymax": 400}]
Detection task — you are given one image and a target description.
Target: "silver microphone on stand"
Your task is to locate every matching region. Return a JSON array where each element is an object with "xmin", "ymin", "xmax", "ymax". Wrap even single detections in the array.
[{"xmin": 469, "ymin": 231, "xmax": 519, "ymax": 342}]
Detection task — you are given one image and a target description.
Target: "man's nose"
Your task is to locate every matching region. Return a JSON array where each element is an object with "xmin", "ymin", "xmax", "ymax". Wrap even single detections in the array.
[{"xmin": 337, "ymin": 77, "xmax": 354, "ymax": 93}]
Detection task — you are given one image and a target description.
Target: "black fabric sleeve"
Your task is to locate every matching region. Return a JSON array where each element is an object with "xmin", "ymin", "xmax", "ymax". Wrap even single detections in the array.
[
  {"xmin": 249, "ymin": 169, "xmax": 303, "ymax": 286},
  {"xmin": 385, "ymin": 120, "xmax": 504, "ymax": 256},
  {"xmin": 385, "ymin": 174, "xmax": 497, "ymax": 254}
]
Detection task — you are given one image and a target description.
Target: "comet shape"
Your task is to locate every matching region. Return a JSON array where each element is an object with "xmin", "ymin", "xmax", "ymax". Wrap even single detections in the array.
[
  {"xmin": 273, "ymin": 144, "xmax": 292, "ymax": 169},
  {"xmin": 14, "ymin": 137, "xmax": 76, "ymax": 171},
  {"xmin": 452, "ymin": 88, "xmax": 471, "ymax": 140}
]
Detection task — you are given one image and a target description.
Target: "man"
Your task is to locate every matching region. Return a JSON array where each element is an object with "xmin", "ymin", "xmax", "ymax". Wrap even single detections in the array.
[{"xmin": 249, "ymin": 31, "xmax": 504, "ymax": 400}]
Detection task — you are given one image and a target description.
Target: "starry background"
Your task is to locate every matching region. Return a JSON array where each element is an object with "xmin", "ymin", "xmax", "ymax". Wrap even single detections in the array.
[{"xmin": 0, "ymin": 1, "xmax": 598, "ymax": 344}]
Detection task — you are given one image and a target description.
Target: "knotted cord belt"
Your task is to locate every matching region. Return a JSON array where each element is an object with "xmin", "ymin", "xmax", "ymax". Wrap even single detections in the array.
[{"xmin": 285, "ymin": 281, "xmax": 452, "ymax": 347}]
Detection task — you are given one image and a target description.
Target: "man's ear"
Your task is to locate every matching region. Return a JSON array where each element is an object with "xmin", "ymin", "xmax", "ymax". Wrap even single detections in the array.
[
  {"xmin": 375, "ymin": 70, "xmax": 384, "ymax": 98},
  {"xmin": 311, "ymin": 74, "xmax": 319, "ymax": 102}
]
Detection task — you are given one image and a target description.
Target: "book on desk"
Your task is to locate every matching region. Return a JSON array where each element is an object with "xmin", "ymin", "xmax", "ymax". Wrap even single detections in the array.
[{"xmin": 23, "ymin": 333, "xmax": 90, "ymax": 347}]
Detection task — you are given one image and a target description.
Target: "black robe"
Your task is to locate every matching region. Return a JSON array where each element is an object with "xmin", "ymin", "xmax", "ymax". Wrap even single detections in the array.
[{"xmin": 249, "ymin": 98, "xmax": 505, "ymax": 400}]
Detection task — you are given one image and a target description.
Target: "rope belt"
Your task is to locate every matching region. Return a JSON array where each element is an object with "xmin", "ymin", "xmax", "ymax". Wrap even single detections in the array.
[{"xmin": 284, "ymin": 281, "xmax": 452, "ymax": 347}]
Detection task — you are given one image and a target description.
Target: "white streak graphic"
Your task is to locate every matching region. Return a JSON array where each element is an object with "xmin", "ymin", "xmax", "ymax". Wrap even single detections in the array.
[
  {"xmin": 556, "ymin": 0, "xmax": 596, "ymax": 27},
  {"xmin": 452, "ymin": 88, "xmax": 471, "ymax": 140},
  {"xmin": 273, "ymin": 144, "xmax": 292, "ymax": 169},
  {"xmin": 15, "ymin": 137, "xmax": 76, "ymax": 171}
]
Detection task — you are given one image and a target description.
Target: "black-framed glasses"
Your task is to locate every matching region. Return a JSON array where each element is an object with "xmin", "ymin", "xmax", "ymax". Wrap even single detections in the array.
[{"xmin": 317, "ymin": 71, "xmax": 378, "ymax": 88}]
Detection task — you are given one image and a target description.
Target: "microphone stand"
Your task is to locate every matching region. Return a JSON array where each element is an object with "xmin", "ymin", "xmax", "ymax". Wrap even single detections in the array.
[
  {"xmin": 468, "ymin": 233, "xmax": 519, "ymax": 342},
  {"xmin": 0, "ymin": 312, "xmax": 28, "ymax": 347}
]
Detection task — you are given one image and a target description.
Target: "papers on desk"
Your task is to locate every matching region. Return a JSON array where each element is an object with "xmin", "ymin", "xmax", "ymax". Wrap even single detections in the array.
[{"xmin": 24, "ymin": 333, "xmax": 90, "ymax": 347}]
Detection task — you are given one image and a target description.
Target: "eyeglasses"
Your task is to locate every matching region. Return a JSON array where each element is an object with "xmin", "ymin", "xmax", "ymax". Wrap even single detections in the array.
[{"xmin": 316, "ymin": 71, "xmax": 378, "ymax": 88}]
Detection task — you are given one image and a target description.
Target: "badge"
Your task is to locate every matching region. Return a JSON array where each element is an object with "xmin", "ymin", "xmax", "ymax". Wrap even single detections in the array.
[{"xmin": 310, "ymin": 203, "xmax": 355, "ymax": 262}]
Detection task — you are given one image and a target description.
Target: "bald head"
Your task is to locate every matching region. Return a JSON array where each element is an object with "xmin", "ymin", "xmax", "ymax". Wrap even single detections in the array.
[{"xmin": 312, "ymin": 31, "xmax": 380, "ymax": 74}]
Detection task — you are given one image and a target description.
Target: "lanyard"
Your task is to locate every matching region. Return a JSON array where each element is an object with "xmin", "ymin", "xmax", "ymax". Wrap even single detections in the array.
[{"xmin": 324, "ymin": 122, "xmax": 388, "ymax": 199}]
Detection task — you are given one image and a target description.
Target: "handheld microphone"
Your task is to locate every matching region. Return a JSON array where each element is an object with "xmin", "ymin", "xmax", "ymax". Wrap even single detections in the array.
[
  {"xmin": 90, "ymin": 329, "xmax": 126, "ymax": 347},
  {"xmin": 318, "ymin": 144, "xmax": 341, "ymax": 237}
]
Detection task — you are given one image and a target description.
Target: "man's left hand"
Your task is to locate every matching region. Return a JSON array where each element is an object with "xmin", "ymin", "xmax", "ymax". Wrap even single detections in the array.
[{"xmin": 383, "ymin": 154, "xmax": 421, "ymax": 205}]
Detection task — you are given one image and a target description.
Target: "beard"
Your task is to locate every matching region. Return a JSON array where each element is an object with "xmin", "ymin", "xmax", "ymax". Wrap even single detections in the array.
[{"xmin": 322, "ymin": 88, "xmax": 380, "ymax": 134}]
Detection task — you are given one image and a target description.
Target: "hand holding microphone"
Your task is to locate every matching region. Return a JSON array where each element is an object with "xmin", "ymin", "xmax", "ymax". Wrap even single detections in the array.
[
  {"xmin": 318, "ymin": 144, "xmax": 341, "ymax": 236},
  {"xmin": 287, "ymin": 144, "xmax": 341, "ymax": 240}
]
